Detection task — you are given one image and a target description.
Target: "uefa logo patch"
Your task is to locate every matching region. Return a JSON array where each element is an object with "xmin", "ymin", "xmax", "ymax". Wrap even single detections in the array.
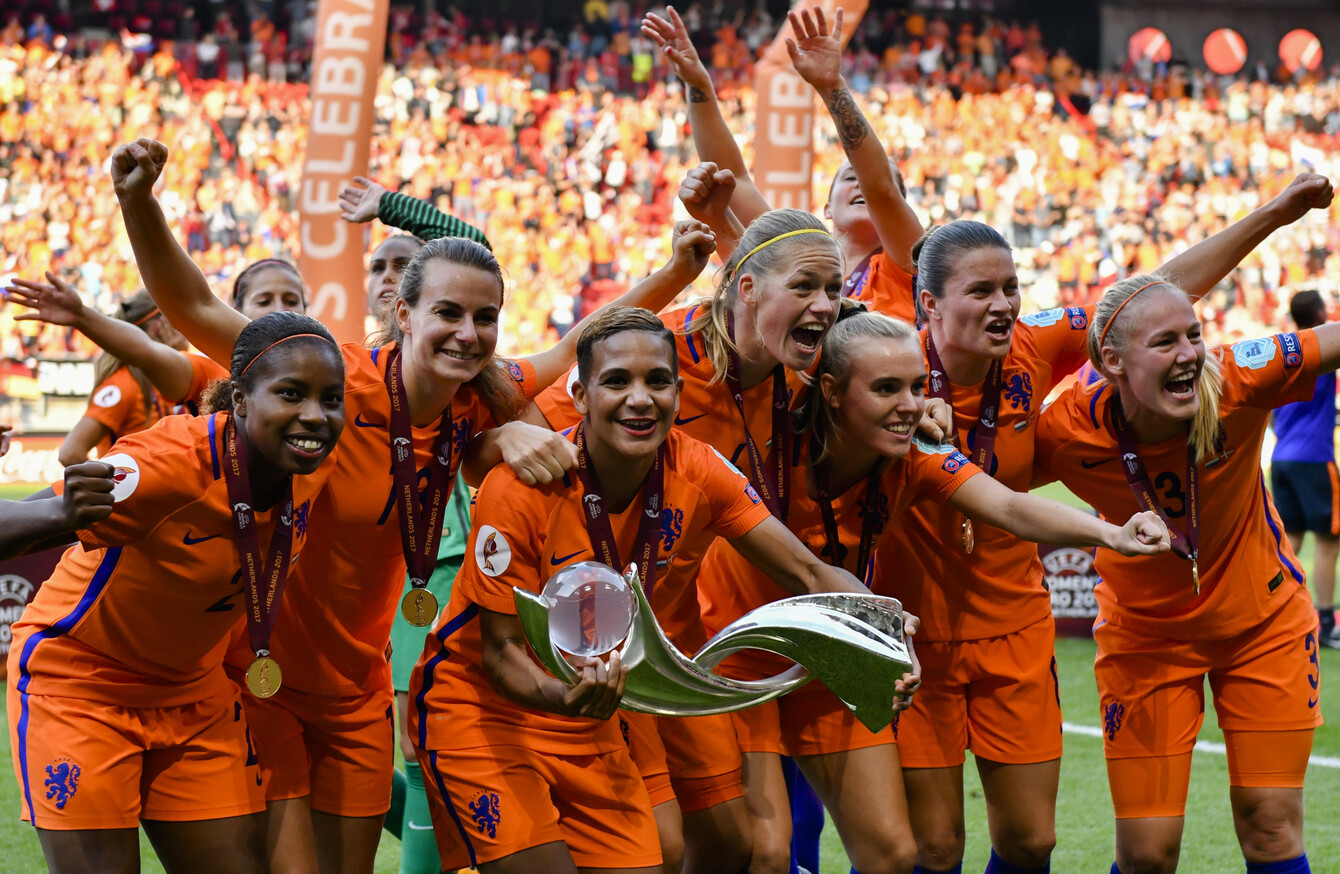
[
  {"xmin": 100, "ymin": 453, "xmax": 140, "ymax": 502},
  {"xmin": 92, "ymin": 385, "xmax": 122, "ymax": 408},
  {"xmin": 475, "ymin": 526, "xmax": 511, "ymax": 577}
]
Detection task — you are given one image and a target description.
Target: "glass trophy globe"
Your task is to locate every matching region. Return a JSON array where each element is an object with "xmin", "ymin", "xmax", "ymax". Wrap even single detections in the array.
[{"xmin": 541, "ymin": 561, "xmax": 635, "ymax": 660}]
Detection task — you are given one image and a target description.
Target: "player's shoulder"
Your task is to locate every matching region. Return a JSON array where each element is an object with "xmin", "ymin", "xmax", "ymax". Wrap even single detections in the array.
[
  {"xmin": 341, "ymin": 342, "xmax": 390, "ymax": 391},
  {"xmin": 89, "ymin": 365, "xmax": 143, "ymax": 409},
  {"xmin": 668, "ymin": 302, "xmax": 716, "ymax": 372},
  {"xmin": 99, "ymin": 413, "xmax": 218, "ymax": 504},
  {"xmin": 1014, "ymin": 306, "xmax": 1090, "ymax": 350},
  {"xmin": 1222, "ymin": 331, "xmax": 1306, "ymax": 377}
]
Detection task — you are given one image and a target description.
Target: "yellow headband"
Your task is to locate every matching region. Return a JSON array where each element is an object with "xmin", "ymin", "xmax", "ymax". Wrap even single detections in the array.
[{"xmin": 730, "ymin": 229, "xmax": 833, "ymax": 281}]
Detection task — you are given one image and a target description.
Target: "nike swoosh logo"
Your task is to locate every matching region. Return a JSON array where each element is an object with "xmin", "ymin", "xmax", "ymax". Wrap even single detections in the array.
[
  {"xmin": 674, "ymin": 413, "xmax": 707, "ymax": 426},
  {"xmin": 354, "ymin": 413, "xmax": 384, "ymax": 428},
  {"xmin": 1080, "ymin": 458, "xmax": 1114, "ymax": 469},
  {"xmin": 183, "ymin": 532, "xmax": 223, "ymax": 545},
  {"xmin": 551, "ymin": 550, "xmax": 584, "ymax": 565},
  {"xmin": 407, "ymin": 821, "xmax": 434, "ymax": 831},
  {"xmin": 1309, "ymin": 697, "xmax": 1319, "ymax": 708}
]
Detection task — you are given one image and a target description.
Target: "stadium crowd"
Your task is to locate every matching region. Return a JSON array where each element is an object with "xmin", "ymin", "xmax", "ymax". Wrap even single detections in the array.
[{"xmin": 3, "ymin": 1, "xmax": 1340, "ymax": 368}]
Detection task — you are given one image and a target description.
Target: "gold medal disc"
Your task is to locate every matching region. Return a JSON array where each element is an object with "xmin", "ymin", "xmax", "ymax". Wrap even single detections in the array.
[
  {"xmin": 961, "ymin": 517, "xmax": 975, "ymax": 554},
  {"xmin": 246, "ymin": 656, "xmax": 282, "ymax": 699},
  {"xmin": 401, "ymin": 588, "xmax": 439, "ymax": 627},
  {"xmin": 1192, "ymin": 561, "xmax": 1200, "ymax": 596}
]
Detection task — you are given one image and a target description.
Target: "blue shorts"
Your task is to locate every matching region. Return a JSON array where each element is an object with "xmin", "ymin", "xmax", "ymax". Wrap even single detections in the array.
[{"xmin": 1271, "ymin": 460, "xmax": 1339, "ymax": 536}]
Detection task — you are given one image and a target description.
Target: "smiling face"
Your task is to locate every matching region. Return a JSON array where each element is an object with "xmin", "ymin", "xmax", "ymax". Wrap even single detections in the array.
[
  {"xmin": 572, "ymin": 331, "xmax": 682, "ymax": 465},
  {"xmin": 368, "ymin": 236, "xmax": 422, "ymax": 315},
  {"xmin": 825, "ymin": 333, "xmax": 927, "ymax": 460},
  {"xmin": 234, "ymin": 342, "xmax": 346, "ymax": 477},
  {"xmin": 237, "ymin": 265, "xmax": 306, "ymax": 319},
  {"xmin": 824, "ymin": 160, "xmax": 880, "ymax": 251},
  {"xmin": 1103, "ymin": 288, "xmax": 1204, "ymax": 428},
  {"xmin": 395, "ymin": 260, "xmax": 501, "ymax": 388},
  {"xmin": 738, "ymin": 240, "xmax": 844, "ymax": 371},
  {"xmin": 921, "ymin": 245, "xmax": 1020, "ymax": 362}
]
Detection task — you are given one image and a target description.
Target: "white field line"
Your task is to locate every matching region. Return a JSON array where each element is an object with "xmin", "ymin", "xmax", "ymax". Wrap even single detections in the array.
[{"xmin": 1061, "ymin": 722, "xmax": 1340, "ymax": 769}]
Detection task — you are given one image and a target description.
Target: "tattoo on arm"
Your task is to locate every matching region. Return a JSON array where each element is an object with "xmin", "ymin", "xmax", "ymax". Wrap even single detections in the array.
[
  {"xmin": 688, "ymin": 85, "xmax": 710, "ymax": 103},
  {"xmin": 825, "ymin": 87, "xmax": 870, "ymax": 151}
]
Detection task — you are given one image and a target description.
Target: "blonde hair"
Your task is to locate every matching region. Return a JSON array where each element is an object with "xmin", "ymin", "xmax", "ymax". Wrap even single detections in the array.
[
  {"xmin": 1088, "ymin": 274, "xmax": 1224, "ymax": 462},
  {"xmin": 807, "ymin": 308, "xmax": 918, "ymax": 462},
  {"xmin": 683, "ymin": 209, "xmax": 840, "ymax": 384}
]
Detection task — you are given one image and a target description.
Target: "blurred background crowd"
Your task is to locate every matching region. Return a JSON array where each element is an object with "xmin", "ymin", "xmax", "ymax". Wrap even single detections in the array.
[{"xmin": 2, "ymin": 0, "xmax": 1339, "ymax": 370}]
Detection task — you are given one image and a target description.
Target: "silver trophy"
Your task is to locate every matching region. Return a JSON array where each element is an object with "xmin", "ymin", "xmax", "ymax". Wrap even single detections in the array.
[{"xmin": 514, "ymin": 563, "xmax": 913, "ymax": 733}]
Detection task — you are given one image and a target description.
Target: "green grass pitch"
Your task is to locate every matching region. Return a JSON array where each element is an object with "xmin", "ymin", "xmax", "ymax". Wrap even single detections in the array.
[{"xmin": 0, "ymin": 482, "xmax": 1335, "ymax": 871}]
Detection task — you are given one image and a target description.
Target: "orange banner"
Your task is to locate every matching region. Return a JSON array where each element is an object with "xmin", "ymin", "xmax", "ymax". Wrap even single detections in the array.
[
  {"xmin": 299, "ymin": 0, "xmax": 389, "ymax": 344},
  {"xmin": 752, "ymin": 0, "xmax": 868, "ymax": 211}
]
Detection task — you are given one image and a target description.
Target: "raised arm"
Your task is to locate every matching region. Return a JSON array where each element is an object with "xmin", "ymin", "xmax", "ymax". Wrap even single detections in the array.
[
  {"xmin": 787, "ymin": 6, "xmax": 922, "ymax": 272},
  {"xmin": 642, "ymin": 6, "xmax": 772, "ymax": 225},
  {"xmin": 678, "ymin": 163, "xmax": 746, "ymax": 261},
  {"xmin": 479, "ymin": 607, "xmax": 627, "ymax": 720},
  {"xmin": 8, "ymin": 272, "xmax": 195, "ymax": 402},
  {"xmin": 1160, "ymin": 172, "xmax": 1334, "ymax": 301},
  {"xmin": 338, "ymin": 176, "xmax": 492, "ymax": 248},
  {"xmin": 112, "ymin": 139, "xmax": 248, "ymax": 364},
  {"xmin": 947, "ymin": 473, "xmax": 1170, "ymax": 556},
  {"xmin": 522, "ymin": 219, "xmax": 716, "ymax": 390},
  {"xmin": 0, "ymin": 463, "xmax": 115, "ymax": 560}
]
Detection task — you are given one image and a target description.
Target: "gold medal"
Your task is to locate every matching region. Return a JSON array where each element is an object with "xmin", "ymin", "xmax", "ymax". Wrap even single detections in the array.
[
  {"xmin": 401, "ymin": 588, "xmax": 439, "ymax": 627},
  {"xmin": 1192, "ymin": 560, "xmax": 1199, "ymax": 596},
  {"xmin": 246, "ymin": 655, "xmax": 282, "ymax": 699},
  {"xmin": 961, "ymin": 517, "xmax": 975, "ymax": 554}
]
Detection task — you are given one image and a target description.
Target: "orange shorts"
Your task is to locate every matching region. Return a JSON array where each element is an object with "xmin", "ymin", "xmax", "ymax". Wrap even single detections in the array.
[
  {"xmin": 621, "ymin": 712, "xmax": 675, "ymax": 808},
  {"xmin": 417, "ymin": 741, "xmax": 661, "ymax": 870},
  {"xmin": 732, "ymin": 683, "xmax": 895, "ymax": 758},
  {"xmin": 1093, "ymin": 585, "xmax": 1322, "ymax": 817},
  {"xmin": 8, "ymin": 684, "xmax": 263, "ymax": 830},
  {"xmin": 656, "ymin": 713, "xmax": 743, "ymax": 812},
  {"xmin": 232, "ymin": 671, "xmax": 395, "ymax": 817},
  {"xmin": 897, "ymin": 616, "xmax": 1063, "ymax": 769}
]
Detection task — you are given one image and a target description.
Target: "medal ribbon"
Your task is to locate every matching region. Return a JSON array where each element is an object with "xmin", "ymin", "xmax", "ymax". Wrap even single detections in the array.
[
  {"xmin": 573, "ymin": 422, "xmax": 665, "ymax": 594},
  {"xmin": 724, "ymin": 312, "xmax": 791, "ymax": 523},
  {"xmin": 924, "ymin": 331, "xmax": 1002, "ymax": 474},
  {"xmin": 843, "ymin": 247, "xmax": 882, "ymax": 299},
  {"xmin": 1109, "ymin": 396, "xmax": 1199, "ymax": 574},
  {"xmin": 221, "ymin": 415, "xmax": 295, "ymax": 659},
  {"xmin": 385, "ymin": 348, "xmax": 454, "ymax": 591},
  {"xmin": 813, "ymin": 443, "xmax": 884, "ymax": 585}
]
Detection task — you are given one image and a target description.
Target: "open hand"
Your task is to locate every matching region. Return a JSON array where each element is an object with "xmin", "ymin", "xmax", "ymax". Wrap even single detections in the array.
[
  {"xmin": 339, "ymin": 176, "xmax": 389, "ymax": 224},
  {"xmin": 6, "ymin": 271, "xmax": 85, "ymax": 327},
  {"xmin": 641, "ymin": 6, "xmax": 713, "ymax": 94},
  {"xmin": 785, "ymin": 5, "xmax": 845, "ymax": 92}
]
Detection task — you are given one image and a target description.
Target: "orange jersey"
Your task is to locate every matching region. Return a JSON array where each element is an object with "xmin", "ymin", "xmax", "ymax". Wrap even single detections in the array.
[
  {"xmin": 851, "ymin": 253, "xmax": 917, "ymax": 326},
  {"xmin": 226, "ymin": 344, "xmax": 537, "ymax": 696},
  {"xmin": 872, "ymin": 306, "xmax": 1093, "ymax": 641},
  {"xmin": 11, "ymin": 413, "xmax": 333, "ymax": 707},
  {"xmin": 82, "ymin": 366, "xmax": 159, "ymax": 454},
  {"xmin": 534, "ymin": 304, "xmax": 809, "ymax": 491},
  {"xmin": 413, "ymin": 428, "xmax": 771, "ymax": 755},
  {"xmin": 700, "ymin": 437, "xmax": 981, "ymax": 676},
  {"xmin": 1034, "ymin": 330, "xmax": 1322, "ymax": 640}
]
